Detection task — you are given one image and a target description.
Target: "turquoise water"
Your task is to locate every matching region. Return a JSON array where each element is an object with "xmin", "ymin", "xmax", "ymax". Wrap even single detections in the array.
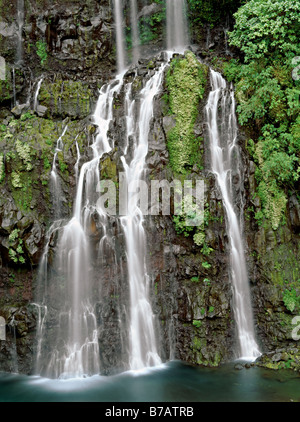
[{"xmin": 0, "ymin": 361, "xmax": 299, "ymax": 402}]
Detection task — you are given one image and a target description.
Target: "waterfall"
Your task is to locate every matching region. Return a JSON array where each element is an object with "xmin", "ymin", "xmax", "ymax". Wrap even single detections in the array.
[
  {"xmin": 206, "ymin": 24, "xmax": 211, "ymax": 50},
  {"xmin": 205, "ymin": 70, "xmax": 261, "ymax": 361},
  {"xmin": 8, "ymin": 317, "xmax": 19, "ymax": 373},
  {"xmin": 223, "ymin": 15, "xmax": 232, "ymax": 56},
  {"xmin": 35, "ymin": 76, "xmax": 124, "ymax": 378},
  {"xmin": 35, "ymin": 51, "xmax": 174, "ymax": 376},
  {"xmin": 16, "ymin": 0, "xmax": 24, "ymax": 65},
  {"xmin": 130, "ymin": 0, "xmax": 140, "ymax": 64},
  {"xmin": 120, "ymin": 58, "xmax": 171, "ymax": 370},
  {"xmin": 34, "ymin": 0, "xmax": 191, "ymax": 377},
  {"xmin": 33, "ymin": 77, "xmax": 43, "ymax": 112},
  {"xmin": 74, "ymin": 76, "xmax": 123, "ymax": 223},
  {"xmin": 166, "ymin": 0, "xmax": 189, "ymax": 51},
  {"xmin": 50, "ymin": 125, "xmax": 68, "ymax": 219},
  {"xmin": 12, "ymin": 67, "xmax": 16, "ymax": 107},
  {"xmin": 113, "ymin": 0, "xmax": 126, "ymax": 73},
  {"xmin": 224, "ymin": 28, "xmax": 230, "ymax": 56},
  {"xmin": 74, "ymin": 136, "xmax": 81, "ymax": 182}
]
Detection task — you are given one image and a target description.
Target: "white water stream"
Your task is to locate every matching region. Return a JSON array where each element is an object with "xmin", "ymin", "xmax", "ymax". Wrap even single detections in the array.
[
  {"xmin": 130, "ymin": 0, "xmax": 140, "ymax": 64},
  {"xmin": 16, "ymin": 0, "xmax": 24, "ymax": 65},
  {"xmin": 33, "ymin": 77, "xmax": 43, "ymax": 111},
  {"xmin": 113, "ymin": 0, "xmax": 126, "ymax": 73},
  {"xmin": 120, "ymin": 57, "xmax": 171, "ymax": 370},
  {"xmin": 36, "ymin": 75, "xmax": 124, "ymax": 378},
  {"xmin": 166, "ymin": 0, "xmax": 189, "ymax": 52},
  {"xmin": 205, "ymin": 70, "xmax": 261, "ymax": 361},
  {"xmin": 50, "ymin": 125, "xmax": 68, "ymax": 219}
]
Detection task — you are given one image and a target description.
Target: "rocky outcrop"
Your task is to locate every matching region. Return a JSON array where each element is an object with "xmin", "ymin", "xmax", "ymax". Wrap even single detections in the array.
[
  {"xmin": 0, "ymin": 0, "xmax": 115, "ymax": 78},
  {"xmin": 248, "ymin": 220, "xmax": 299, "ymax": 361}
]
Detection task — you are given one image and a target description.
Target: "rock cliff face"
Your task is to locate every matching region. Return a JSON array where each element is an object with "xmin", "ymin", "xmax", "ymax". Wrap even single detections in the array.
[{"xmin": 0, "ymin": 0, "xmax": 299, "ymax": 374}]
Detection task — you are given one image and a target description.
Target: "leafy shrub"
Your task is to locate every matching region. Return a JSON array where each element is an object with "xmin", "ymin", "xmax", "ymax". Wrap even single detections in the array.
[
  {"xmin": 193, "ymin": 320, "xmax": 202, "ymax": 328},
  {"xmin": 283, "ymin": 289, "xmax": 299, "ymax": 312},
  {"xmin": 224, "ymin": 0, "xmax": 300, "ymax": 229},
  {"xmin": 36, "ymin": 41, "xmax": 48, "ymax": 65},
  {"xmin": 8, "ymin": 229, "xmax": 25, "ymax": 264}
]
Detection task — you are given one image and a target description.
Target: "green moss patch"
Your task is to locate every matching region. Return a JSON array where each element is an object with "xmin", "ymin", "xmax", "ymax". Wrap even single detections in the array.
[
  {"xmin": 38, "ymin": 78, "xmax": 92, "ymax": 118},
  {"xmin": 166, "ymin": 51, "xmax": 207, "ymax": 174}
]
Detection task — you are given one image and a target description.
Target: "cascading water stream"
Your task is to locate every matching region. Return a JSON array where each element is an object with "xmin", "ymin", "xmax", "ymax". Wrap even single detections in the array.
[
  {"xmin": 35, "ymin": 76, "xmax": 124, "ymax": 378},
  {"xmin": 35, "ymin": 2, "xmax": 191, "ymax": 378},
  {"xmin": 120, "ymin": 56, "xmax": 171, "ymax": 370},
  {"xmin": 130, "ymin": 0, "xmax": 140, "ymax": 64},
  {"xmin": 12, "ymin": 67, "xmax": 16, "ymax": 107},
  {"xmin": 74, "ymin": 76, "xmax": 124, "ymax": 224},
  {"xmin": 74, "ymin": 136, "xmax": 81, "ymax": 182},
  {"xmin": 206, "ymin": 25, "xmax": 211, "ymax": 50},
  {"xmin": 50, "ymin": 125, "xmax": 68, "ymax": 219},
  {"xmin": 205, "ymin": 69, "xmax": 261, "ymax": 361},
  {"xmin": 33, "ymin": 77, "xmax": 43, "ymax": 112},
  {"xmin": 8, "ymin": 317, "xmax": 19, "ymax": 373},
  {"xmin": 113, "ymin": 0, "xmax": 126, "ymax": 73},
  {"xmin": 16, "ymin": 0, "xmax": 24, "ymax": 65},
  {"xmin": 166, "ymin": 0, "xmax": 189, "ymax": 52}
]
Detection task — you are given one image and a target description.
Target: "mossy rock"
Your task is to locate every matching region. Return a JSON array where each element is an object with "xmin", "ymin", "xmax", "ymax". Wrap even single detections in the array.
[
  {"xmin": 191, "ymin": 335, "xmax": 222, "ymax": 367},
  {"xmin": 165, "ymin": 50, "xmax": 208, "ymax": 174},
  {"xmin": 38, "ymin": 78, "xmax": 94, "ymax": 119},
  {"xmin": 100, "ymin": 156, "xmax": 117, "ymax": 182},
  {"xmin": 0, "ymin": 113, "xmax": 87, "ymax": 218}
]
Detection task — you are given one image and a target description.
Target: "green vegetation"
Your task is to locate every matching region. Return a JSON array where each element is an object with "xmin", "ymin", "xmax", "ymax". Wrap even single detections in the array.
[
  {"xmin": 173, "ymin": 213, "xmax": 195, "ymax": 238},
  {"xmin": 224, "ymin": 0, "xmax": 300, "ymax": 230},
  {"xmin": 166, "ymin": 52, "xmax": 212, "ymax": 246},
  {"xmin": 166, "ymin": 51, "xmax": 207, "ymax": 174},
  {"xmin": 228, "ymin": 1, "xmax": 299, "ymax": 63},
  {"xmin": 137, "ymin": 0, "xmax": 165, "ymax": 45},
  {"xmin": 203, "ymin": 278, "xmax": 210, "ymax": 286},
  {"xmin": 191, "ymin": 276, "xmax": 200, "ymax": 283},
  {"xmin": 173, "ymin": 194, "xmax": 215, "ymax": 256},
  {"xmin": 192, "ymin": 335, "xmax": 222, "ymax": 366},
  {"xmin": 36, "ymin": 41, "xmax": 48, "ymax": 66},
  {"xmin": 163, "ymin": 51, "xmax": 216, "ymax": 251},
  {"xmin": 283, "ymin": 288, "xmax": 299, "ymax": 313},
  {"xmin": 11, "ymin": 171, "xmax": 23, "ymax": 188},
  {"xmin": 187, "ymin": 0, "xmax": 242, "ymax": 26},
  {"xmin": 8, "ymin": 229, "xmax": 25, "ymax": 264},
  {"xmin": 15, "ymin": 139, "xmax": 33, "ymax": 171},
  {"xmin": 193, "ymin": 231, "xmax": 205, "ymax": 246},
  {"xmin": 0, "ymin": 115, "xmax": 86, "ymax": 212},
  {"xmin": 257, "ymin": 346, "xmax": 300, "ymax": 371},
  {"xmin": 200, "ymin": 242, "xmax": 213, "ymax": 256},
  {"xmin": 38, "ymin": 79, "xmax": 92, "ymax": 118}
]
